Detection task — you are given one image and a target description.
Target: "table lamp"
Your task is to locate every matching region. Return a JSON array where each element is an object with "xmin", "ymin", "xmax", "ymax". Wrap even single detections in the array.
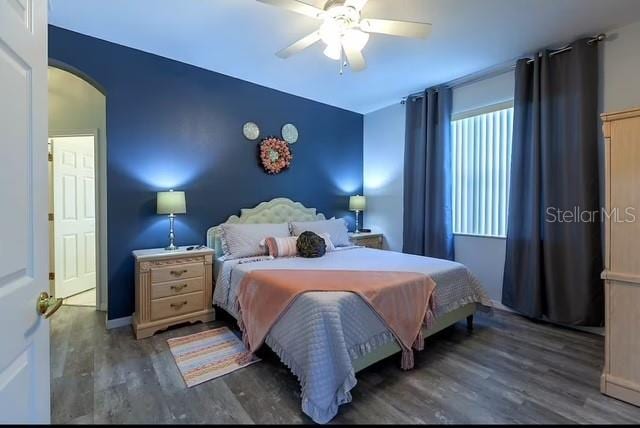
[
  {"xmin": 349, "ymin": 195, "xmax": 366, "ymax": 233},
  {"xmin": 157, "ymin": 190, "xmax": 186, "ymax": 250}
]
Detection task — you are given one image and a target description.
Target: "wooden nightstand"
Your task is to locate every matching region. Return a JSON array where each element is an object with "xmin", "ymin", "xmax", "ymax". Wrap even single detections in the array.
[
  {"xmin": 349, "ymin": 232, "xmax": 384, "ymax": 249},
  {"xmin": 132, "ymin": 246, "xmax": 215, "ymax": 339}
]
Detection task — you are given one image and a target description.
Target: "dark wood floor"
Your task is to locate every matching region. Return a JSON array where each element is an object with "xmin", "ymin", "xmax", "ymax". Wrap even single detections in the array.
[{"xmin": 51, "ymin": 306, "xmax": 640, "ymax": 424}]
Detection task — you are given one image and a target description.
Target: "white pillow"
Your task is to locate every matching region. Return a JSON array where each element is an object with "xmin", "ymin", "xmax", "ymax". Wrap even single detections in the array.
[
  {"xmin": 319, "ymin": 232, "xmax": 336, "ymax": 252},
  {"xmin": 290, "ymin": 219, "xmax": 350, "ymax": 247},
  {"xmin": 220, "ymin": 223, "xmax": 290, "ymax": 259}
]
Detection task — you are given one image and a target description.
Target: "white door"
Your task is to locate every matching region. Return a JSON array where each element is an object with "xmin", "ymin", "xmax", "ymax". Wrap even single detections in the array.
[
  {"xmin": 0, "ymin": 0, "xmax": 51, "ymax": 424},
  {"xmin": 52, "ymin": 136, "xmax": 97, "ymax": 299}
]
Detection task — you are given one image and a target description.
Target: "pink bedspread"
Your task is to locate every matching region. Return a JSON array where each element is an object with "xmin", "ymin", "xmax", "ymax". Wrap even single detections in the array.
[{"xmin": 237, "ymin": 269, "xmax": 436, "ymax": 369}]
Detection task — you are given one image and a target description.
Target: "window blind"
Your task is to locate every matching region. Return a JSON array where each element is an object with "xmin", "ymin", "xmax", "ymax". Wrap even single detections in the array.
[{"xmin": 451, "ymin": 106, "xmax": 513, "ymax": 237}]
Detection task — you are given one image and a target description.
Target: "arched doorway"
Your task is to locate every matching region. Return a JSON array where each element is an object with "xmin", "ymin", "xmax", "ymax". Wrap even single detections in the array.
[{"xmin": 48, "ymin": 65, "xmax": 107, "ymax": 311}]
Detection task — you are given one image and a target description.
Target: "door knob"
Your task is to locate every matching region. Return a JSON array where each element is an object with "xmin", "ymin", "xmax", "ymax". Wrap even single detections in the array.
[{"xmin": 37, "ymin": 292, "xmax": 63, "ymax": 319}]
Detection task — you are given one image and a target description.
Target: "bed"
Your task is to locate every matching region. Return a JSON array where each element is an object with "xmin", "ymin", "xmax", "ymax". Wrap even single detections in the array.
[{"xmin": 206, "ymin": 198, "xmax": 492, "ymax": 423}]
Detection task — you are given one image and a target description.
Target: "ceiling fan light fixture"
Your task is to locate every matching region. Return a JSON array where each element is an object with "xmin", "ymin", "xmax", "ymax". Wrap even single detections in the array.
[
  {"xmin": 258, "ymin": 0, "xmax": 432, "ymax": 73},
  {"xmin": 323, "ymin": 43, "xmax": 342, "ymax": 60},
  {"xmin": 342, "ymin": 29, "xmax": 369, "ymax": 51},
  {"xmin": 319, "ymin": 20, "xmax": 341, "ymax": 46}
]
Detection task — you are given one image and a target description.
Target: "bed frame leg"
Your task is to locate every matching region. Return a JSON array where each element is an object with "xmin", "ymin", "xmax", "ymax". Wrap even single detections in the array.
[{"xmin": 466, "ymin": 315, "xmax": 474, "ymax": 332}]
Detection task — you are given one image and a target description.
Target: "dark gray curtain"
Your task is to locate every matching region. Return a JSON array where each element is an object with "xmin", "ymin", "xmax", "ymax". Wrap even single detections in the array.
[
  {"xmin": 403, "ymin": 87, "xmax": 454, "ymax": 260},
  {"xmin": 502, "ymin": 38, "xmax": 603, "ymax": 326}
]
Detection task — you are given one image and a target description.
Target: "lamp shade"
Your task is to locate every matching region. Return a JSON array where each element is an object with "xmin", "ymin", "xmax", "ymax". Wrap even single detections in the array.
[
  {"xmin": 349, "ymin": 195, "xmax": 366, "ymax": 211},
  {"xmin": 157, "ymin": 190, "xmax": 186, "ymax": 215}
]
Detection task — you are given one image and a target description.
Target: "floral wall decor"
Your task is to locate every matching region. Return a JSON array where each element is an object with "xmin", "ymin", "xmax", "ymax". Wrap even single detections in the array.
[{"xmin": 259, "ymin": 137, "xmax": 292, "ymax": 174}]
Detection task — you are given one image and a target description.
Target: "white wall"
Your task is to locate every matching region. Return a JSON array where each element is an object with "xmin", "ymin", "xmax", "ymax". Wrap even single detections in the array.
[
  {"xmin": 49, "ymin": 66, "xmax": 106, "ymax": 134},
  {"xmin": 601, "ymin": 20, "xmax": 640, "ymax": 112},
  {"xmin": 362, "ymin": 18, "xmax": 640, "ymax": 304},
  {"xmin": 452, "ymin": 71, "xmax": 515, "ymax": 114},
  {"xmin": 453, "ymin": 235, "xmax": 506, "ymax": 301},
  {"xmin": 363, "ymin": 103, "xmax": 405, "ymax": 251}
]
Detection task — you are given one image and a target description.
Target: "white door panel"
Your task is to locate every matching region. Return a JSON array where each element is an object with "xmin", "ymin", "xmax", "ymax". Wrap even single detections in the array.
[
  {"xmin": 83, "ymin": 177, "xmax": 95, "ymax": 218},
  {"xmin": 63, "ymin": 235, "xmax": 78, "ymax": 280},
  {"xmin": 85, "ymin": 232, "xmax": 96, "ymax": 274},
  {"xmin": 52, "ymin": 136, "xmax": 96, "ymax": 298},
  {"xmin": 0, "ymin": 0, "xmax": 50, "ymax": 423},
  {"xmin": 63, "ymin": 175, "xmax": 77, "ymax": 219}
]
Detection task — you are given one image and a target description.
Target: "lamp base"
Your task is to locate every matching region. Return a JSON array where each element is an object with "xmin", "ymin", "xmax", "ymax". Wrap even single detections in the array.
[
  {"xmin": 354, "ymin": 210, "xmax": 362, "ymax": 234},
  {"xmin": 165, "ymin": 214, "xmax": 178, "ymax": 251}
]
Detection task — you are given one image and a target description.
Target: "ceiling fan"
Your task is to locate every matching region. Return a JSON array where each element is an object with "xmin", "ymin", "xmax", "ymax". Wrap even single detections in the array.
[{"xmin": 257, "ymin": 0, "xmax": 432, "ymax": 73}]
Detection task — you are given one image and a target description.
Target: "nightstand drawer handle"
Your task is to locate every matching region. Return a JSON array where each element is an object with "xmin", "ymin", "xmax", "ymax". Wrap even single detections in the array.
[
  {"xmin": 170, "ymin": 301, "xmax": 188, "ymax": 309},
  {"xmin": 170, "ymin": 269, "xmax": 188, "ymax": 276},
  {"xmin": 170, "ymin": 284, "xmax": 188, "ymax": 292}
]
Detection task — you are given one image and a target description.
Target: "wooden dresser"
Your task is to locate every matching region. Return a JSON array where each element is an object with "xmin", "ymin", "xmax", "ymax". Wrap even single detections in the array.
[
  {"xmin": 601, "ymin": 107, "xmax": 640, "ymax": 406},
  {"xmin": 132, "ymin": 246, "xmax": 215, "ymax": 339},
  {"xmin": 349, "ymin": 232, "xmax": 383, "ymax": 249}
]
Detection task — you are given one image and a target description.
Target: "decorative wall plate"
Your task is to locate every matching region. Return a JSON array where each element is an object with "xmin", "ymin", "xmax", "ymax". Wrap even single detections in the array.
[
  {"xmin": 243, "ymin": 122, "xmax": 260, "ymax": 141},
  {"xmin": 281, "ymin": 123, "xmax": 299, "ymax": 144}
]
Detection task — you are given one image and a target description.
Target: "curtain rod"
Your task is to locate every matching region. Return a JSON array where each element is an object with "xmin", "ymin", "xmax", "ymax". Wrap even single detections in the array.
[
  {"xmin": 401, "ymin": 33, "xmax": 606, "ymax": 104},
  {"xmin": 525, "ymin": 33, "xmax": 605, "ymax": 64}
]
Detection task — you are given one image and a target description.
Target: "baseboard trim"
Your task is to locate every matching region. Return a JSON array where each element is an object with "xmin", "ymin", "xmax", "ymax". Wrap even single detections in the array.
[
  {"xmin": 491, "ymin": 299, "xmax": 604, "ymax": 336},
  {"xmin": 106, "ymin": 315, "xmax": 132, "ymax": 330},
  {"xmin": 491, "ymin": 300, "xmax": 516, "ymax": 313}
]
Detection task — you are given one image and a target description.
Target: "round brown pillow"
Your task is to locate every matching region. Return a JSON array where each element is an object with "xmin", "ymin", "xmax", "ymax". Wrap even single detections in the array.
[{"xmin": 296, "ymin": 231, "xmax": 327, "ymax": 258}]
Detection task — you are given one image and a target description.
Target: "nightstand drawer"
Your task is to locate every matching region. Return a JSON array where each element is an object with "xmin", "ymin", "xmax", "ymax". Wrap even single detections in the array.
[
  {"xmin": 357, "ymin": 237, "xmax": 382, "ymax": 248},
  {"xmin": 151, "ymin": 262, "xmax": 204, "ymax": 283},
  {"xmin": 350, "ymin": 234, "xmax": 383, "ymax": 249},
  {"xmin": 151, "ymin": 291, "xmax": 204, "ymax": 321},
  {"xmin": 151, "ymin": 277, "xmax": 204, "ymax": 299}
]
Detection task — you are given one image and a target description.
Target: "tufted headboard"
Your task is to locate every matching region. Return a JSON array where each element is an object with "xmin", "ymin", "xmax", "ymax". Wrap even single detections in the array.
[{"xmin": 206, "ymin": 198, "xmax": 327, "ymax": 257}]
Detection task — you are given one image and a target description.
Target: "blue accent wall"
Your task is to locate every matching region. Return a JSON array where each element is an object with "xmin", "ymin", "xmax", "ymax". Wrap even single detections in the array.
[{"xmin": 48, "ymin": 26, "xmax": 364, "ymax": 320}]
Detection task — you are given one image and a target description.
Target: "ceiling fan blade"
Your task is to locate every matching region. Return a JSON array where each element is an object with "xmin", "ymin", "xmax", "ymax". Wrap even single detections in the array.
[
  {"xmin": 345, "ymin": 0, "xmax": 369, "ymax": 10},
  {"xmin": 256, "ymin": 0, "xmax": 324, "ymax": 19},
  {"xmin": 343, "ymin": 44, "xmax": 366, "ymax": 72},
  {"xmin": 276, "ymin": 31, "xmax": 321, "ymax": 58},
  {"xmin": 360, "ymin": 19, "xmax": 432, "ymax": 38}
]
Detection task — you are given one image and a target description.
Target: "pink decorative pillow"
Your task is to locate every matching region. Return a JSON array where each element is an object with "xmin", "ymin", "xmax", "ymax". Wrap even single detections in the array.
[{"xmin": 263, "ymin": 236, "xmax": 298, "ymax": 258}]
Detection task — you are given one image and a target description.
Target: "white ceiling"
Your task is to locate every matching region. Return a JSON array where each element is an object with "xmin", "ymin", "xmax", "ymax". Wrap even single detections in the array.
[{"xmin": 49, "ymin": 0, "xmax": 640, "ymax": 113}]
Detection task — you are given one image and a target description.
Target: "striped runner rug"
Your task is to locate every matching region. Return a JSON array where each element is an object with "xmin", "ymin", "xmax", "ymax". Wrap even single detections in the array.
[{"xmin": 167, "ymin": 327, "xmax": 260, "ymax": 387}]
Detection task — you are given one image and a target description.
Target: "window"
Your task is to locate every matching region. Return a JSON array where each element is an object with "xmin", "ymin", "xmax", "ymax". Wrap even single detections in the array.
[{"xmin": 451, "ymin": 104, "xmax": 513, "ymax": 237}]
